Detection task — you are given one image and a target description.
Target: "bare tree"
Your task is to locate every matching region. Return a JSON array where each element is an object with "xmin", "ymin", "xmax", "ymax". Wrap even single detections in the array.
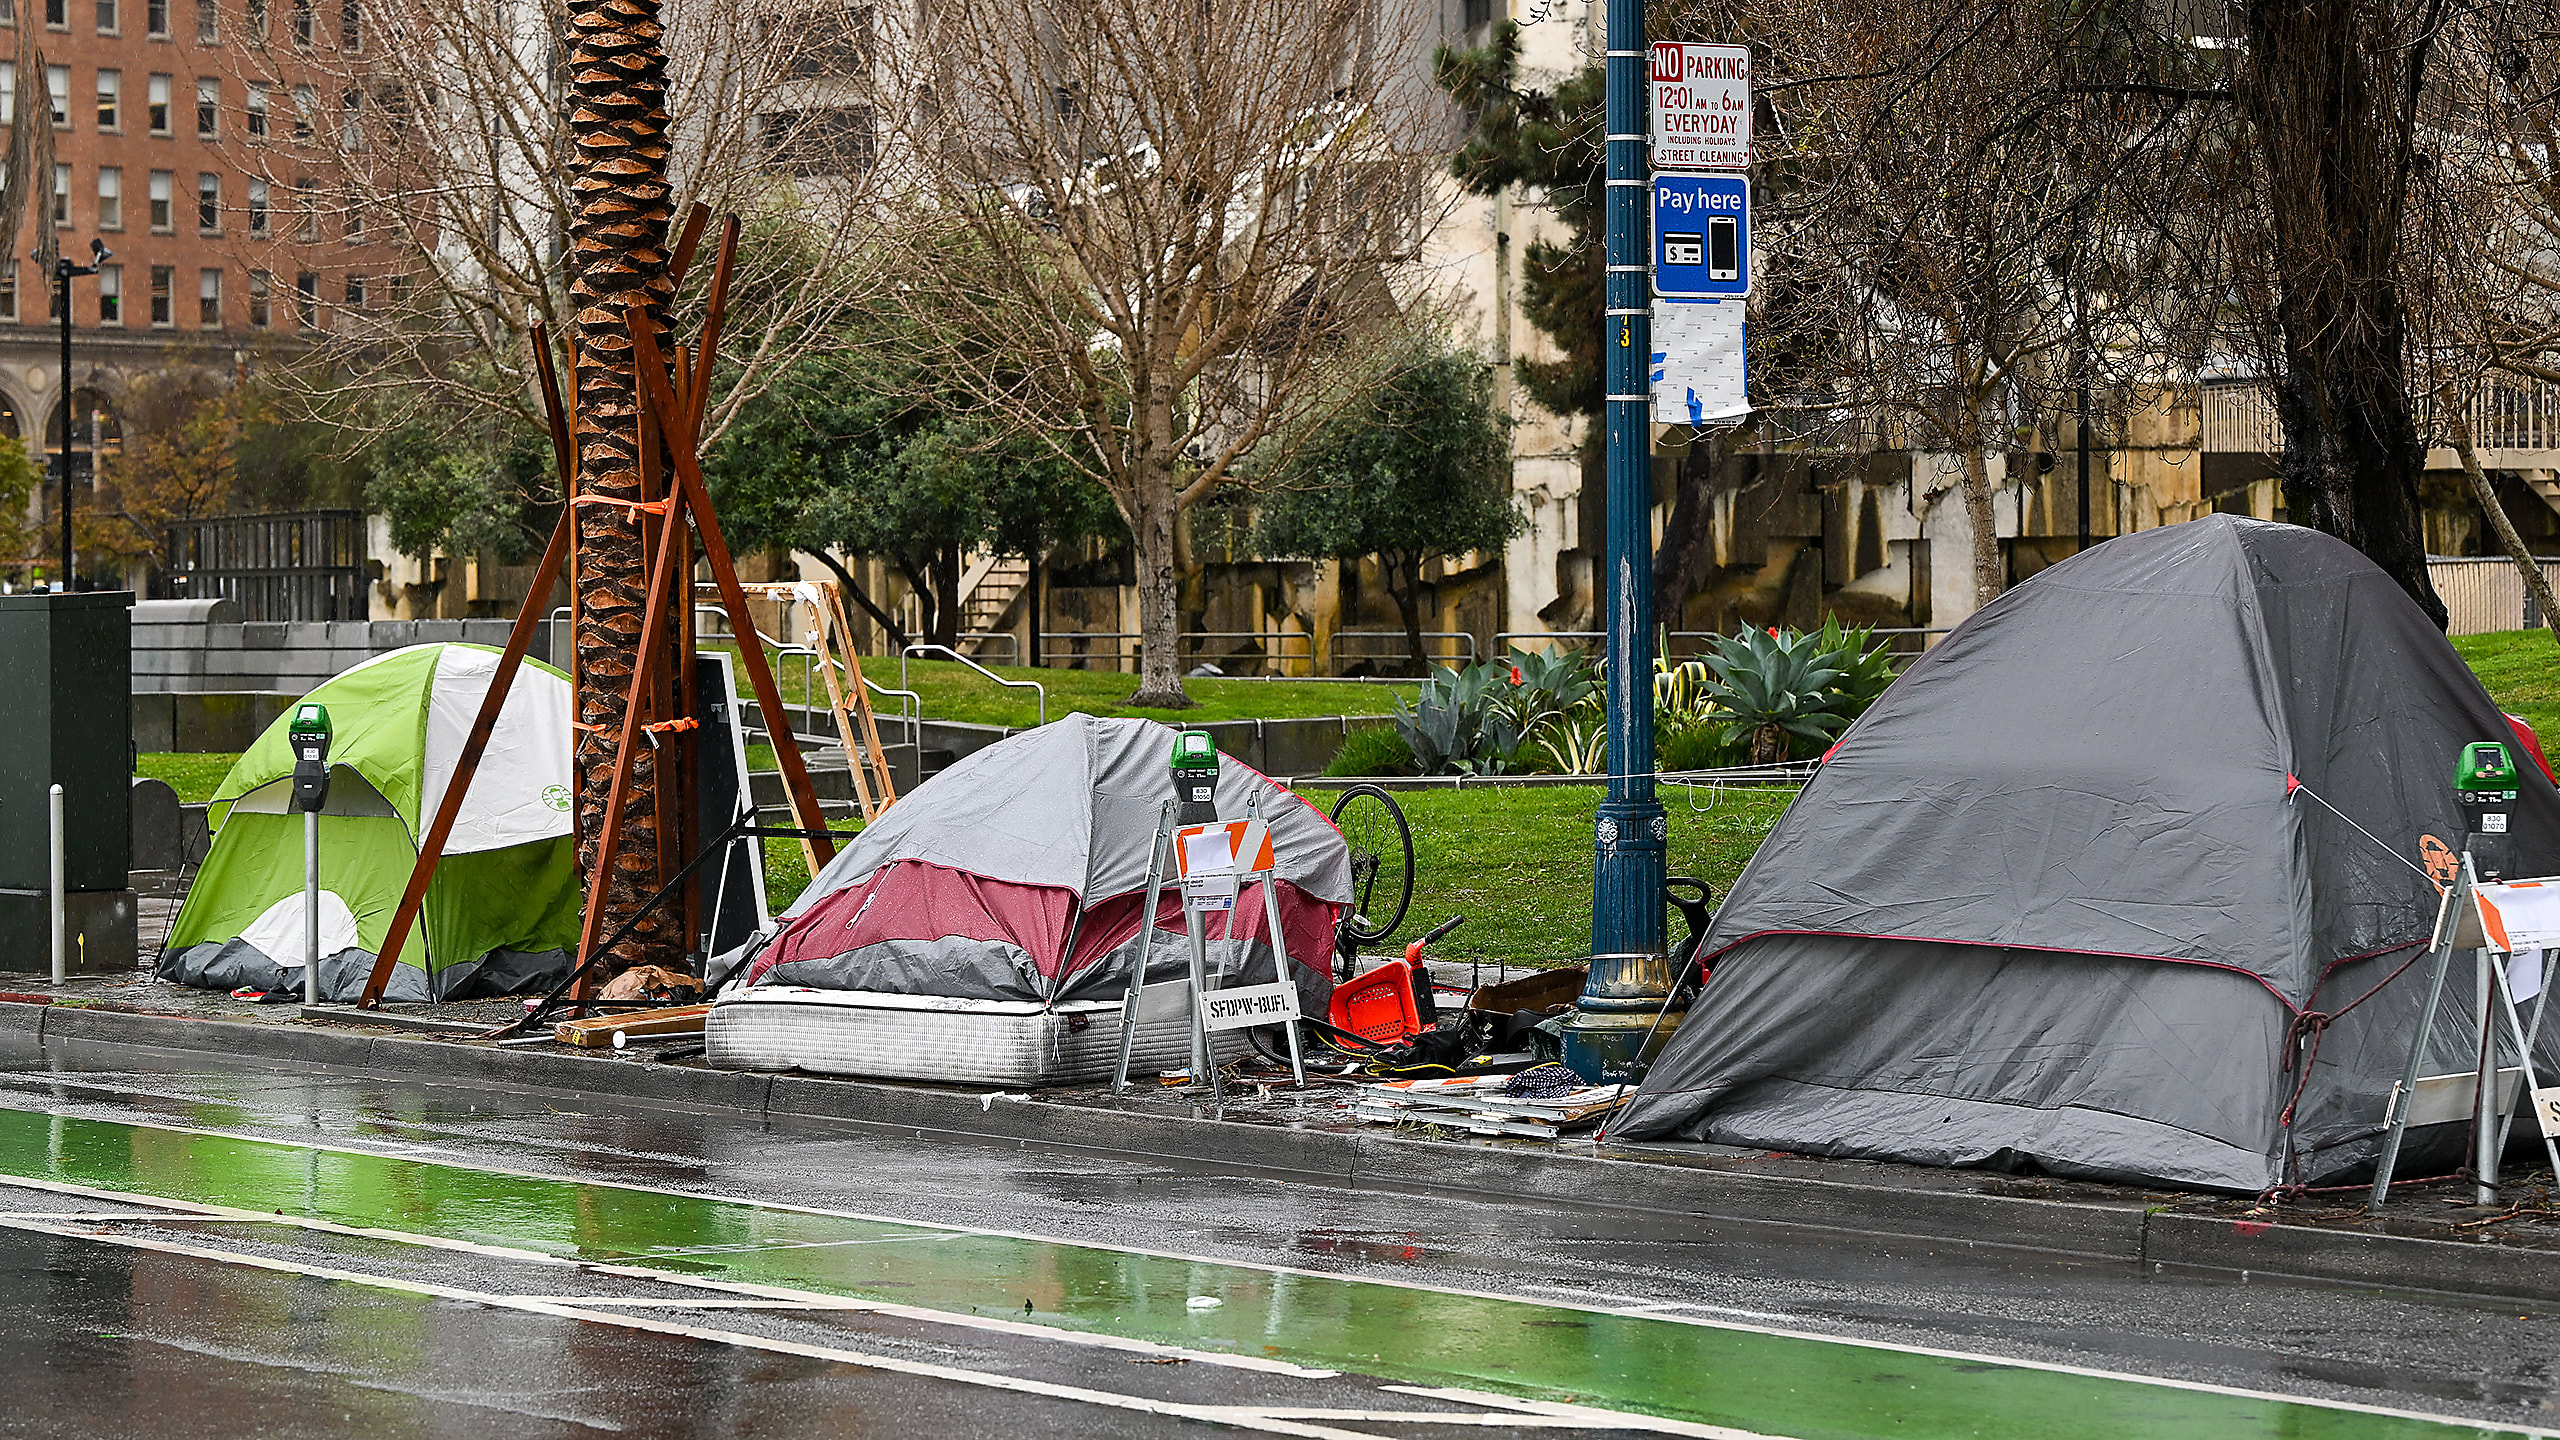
[
  {"xmin": 242, "ymin": 0, "xmax": 884, "ymax": 446},
  {"xmin": 877, "ymin": 0, "xmax": 1450, "ymax": 706},
  {"xmin": 1681, "ymin": 0, "xmax": 2211, "ymax": 617}
]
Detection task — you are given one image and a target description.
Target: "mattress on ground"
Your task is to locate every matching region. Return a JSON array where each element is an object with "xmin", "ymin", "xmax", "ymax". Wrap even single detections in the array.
[{"xmin": 704, "ymin": 983, "xmax": 1247, "ymax": 1087}]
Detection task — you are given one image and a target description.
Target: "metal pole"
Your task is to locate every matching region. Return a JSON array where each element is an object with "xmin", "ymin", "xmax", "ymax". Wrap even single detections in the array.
[
  {"xmin": 304, "ymin": 808, "xmax": 321, "ymax": 1005},
  {"xmin": 48, "ymin": 784, "xmax": 65, "ymax": 984},
  {"xmin": 1111, "ymin": 802, "xmax": 1174, "ymax": 1095},
  {"xmin": 1588, "ymin": 0, "xmax": 1664, "ymax": 960},
  {"xmin": 1258, "ymin": 872, "xmax": 1305, "ymax": 1088},
  {"xmin": 2478, "ymin": 946, "xmax": 2499, "ymax": 1204},
  {"xmin": 2372, "ymin": 864, "xmax": 2466, "ymax": 1208},
  {"xmin": 57, "ymin": 263, "xmax": 73, "ymax": 591}
]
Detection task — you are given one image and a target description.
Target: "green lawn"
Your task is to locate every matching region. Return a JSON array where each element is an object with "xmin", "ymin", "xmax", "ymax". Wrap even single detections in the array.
[
  {"xmin": 138, "ymin": 752, "xmax": 239, "ymax": 804},
  {"xmin": 2452, "ymin": 628, "xmax": 2560, "ymax": 740},
  {"xmin": 708, "ymin": 643, "xmax": 1416, "ymax": 730}
]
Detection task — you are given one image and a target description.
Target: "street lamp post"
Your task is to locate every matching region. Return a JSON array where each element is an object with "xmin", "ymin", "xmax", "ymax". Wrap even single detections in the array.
[
  {"xmin": 1557, "ymin": 0, "xmax": 1671, "ymax": 1084},
  {"xmin": 40, "ymin": 239, "xmax": 109, "ymax": 592}
]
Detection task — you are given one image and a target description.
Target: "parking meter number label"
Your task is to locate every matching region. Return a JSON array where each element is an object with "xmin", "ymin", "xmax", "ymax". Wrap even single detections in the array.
[{"xmin": 1197, "ymin": 980, "xmax": 1301, "ymax": 1032}]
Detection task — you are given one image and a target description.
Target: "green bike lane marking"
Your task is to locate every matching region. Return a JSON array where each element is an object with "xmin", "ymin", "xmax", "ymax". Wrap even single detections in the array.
[{"xmin": 0, "ymin": 1101, "xmax": 2534, "ymax": 1440}]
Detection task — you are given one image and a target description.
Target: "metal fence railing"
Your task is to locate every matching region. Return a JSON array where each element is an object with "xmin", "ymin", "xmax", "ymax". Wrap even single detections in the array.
[
  {"xmin": 162, "ymin": 509, "xmax": 368, "ymax": 620},
  {"xmin": 2431, "ymin": 556, "xmax": 2560, "ymax": 637}
]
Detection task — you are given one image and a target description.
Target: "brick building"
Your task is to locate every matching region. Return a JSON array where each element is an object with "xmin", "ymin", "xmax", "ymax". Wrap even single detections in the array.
[{"xmin": 0, "ymin": 0, "xmax": 396, "ymax": 577}]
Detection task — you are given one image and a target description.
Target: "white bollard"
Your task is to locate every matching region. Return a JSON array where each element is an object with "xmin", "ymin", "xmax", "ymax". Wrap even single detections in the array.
[{"xmin": 48, "ymin": 784, "xmax": 65, "ymax": 985}]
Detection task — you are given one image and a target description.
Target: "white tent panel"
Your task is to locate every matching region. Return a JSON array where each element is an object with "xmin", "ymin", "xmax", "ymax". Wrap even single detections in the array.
[
  {"xmin": 238, "ymin": 889, "xmax": 363, "ymax": 966},
  {"xmin": 419, "ymin": 645, "xmax": 575, "ymax": 855}
]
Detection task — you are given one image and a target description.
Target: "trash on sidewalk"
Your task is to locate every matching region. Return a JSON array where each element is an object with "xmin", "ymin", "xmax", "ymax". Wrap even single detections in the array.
[{"xmin": 1350, "ymin": 1068, "xmax": 1634, "ymax": 1139}]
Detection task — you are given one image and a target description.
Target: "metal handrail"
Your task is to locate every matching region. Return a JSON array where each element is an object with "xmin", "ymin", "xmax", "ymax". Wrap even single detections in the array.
[
  {"xmin": 902, "ymin": 643, "xmax": 1047, "ymax": 727},
  {"xmin": 1493, "ymin": 630, "xmax": 1604, "ymax": 654},
  {"xmin": 957, "ymin": 631, "xmax": 1021, "ymax": 664},
  {"xmin": 1331, "ymin": 629, "xmax": 1478, "ymax": 672}
]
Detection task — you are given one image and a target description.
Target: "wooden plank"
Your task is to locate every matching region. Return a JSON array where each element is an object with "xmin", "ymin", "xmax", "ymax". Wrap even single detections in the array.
[
  {"xmin": 825, "ymin": 586, "xmax": 899, "ymax": 810},
  {"xmin": 630, "ymin": 320, "xmax": 836, "ymax": 868},
  {"xmin": 553, "ymin": 1003, "xmax": 712, "ymax": 1048},
  {"xmin": 804, "ymin": 587, "xmax": 878, "ymax": 822}
]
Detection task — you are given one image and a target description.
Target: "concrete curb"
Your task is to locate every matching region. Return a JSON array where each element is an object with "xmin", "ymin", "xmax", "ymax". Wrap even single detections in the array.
[{"xmin": 12, "ymin": 1002, "xmax": 2560, "ymax": 1304}]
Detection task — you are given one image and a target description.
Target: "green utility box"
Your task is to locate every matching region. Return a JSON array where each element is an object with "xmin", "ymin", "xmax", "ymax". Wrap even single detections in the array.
[{"xmin": 0, "ymin": 592, "xmax": 136, "ymax": 974}]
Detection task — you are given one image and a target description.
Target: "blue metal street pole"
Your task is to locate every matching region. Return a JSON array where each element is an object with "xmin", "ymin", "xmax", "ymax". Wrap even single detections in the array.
[
  {"xmin": 1560, "ymin": 0, "xmax": 1671, "ymax": 1084},
  {"xmin": 1593, "ymin": 5, "xmax": 1665, "ymax": 958}
]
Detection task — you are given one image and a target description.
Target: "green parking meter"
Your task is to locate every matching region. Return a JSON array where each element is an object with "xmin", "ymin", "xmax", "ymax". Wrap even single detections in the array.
[
  {"xmin": 1171, "ymin": 729, "xmax": 1220, "ymax": 826},
  {"xmin": 289, "ymin": 703, "xmax": 331, "ymax": 1002},
  {"xmin": 2457, "ymin": 740, "xmax": 2519, "ymax": 881}
]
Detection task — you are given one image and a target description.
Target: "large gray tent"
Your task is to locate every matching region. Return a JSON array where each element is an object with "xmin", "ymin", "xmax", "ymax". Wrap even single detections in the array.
[{"xmin": 1616, "ymin": 516, "xmax": 2560, "ymax": 1192}]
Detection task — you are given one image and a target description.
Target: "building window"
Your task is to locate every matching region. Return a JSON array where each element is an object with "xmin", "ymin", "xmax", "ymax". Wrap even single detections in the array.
[
  {"xmin": 247, "ymin": 269, "xmax": 268, "ymax": 326},
  {"xmin": 146, "ymin": 72, "xmax": 168, "ymax": 131},
  {"xmin": 42, "ymin": 0, "xmax": 61, "ymax": 26},
  {"xmin": 288, "ymin": 0, "xmax": 306, "ymax": 43},
  {"xmin": 96, "ymin": 166, "xmax": 119, "ymax": 227},
  {"xmin": 196, "ymin": 170, "xmax": 217, "ymax": 229},
  {"xmin": 341, "ymin": 191, "xmax": 359, "ymax": 241},
  {"xmin": 148, "ymin": 265, "xmax": 170, "ymax": 325},
  {"xmin": 245, "ymin": 81, "xmax": 265, "ymax": 137},
  {"xmin": 95, "ymin": 263, "xmax": 118, "ymax": 323},
  {"xmin": 246, "ymin": 0, "xmax": 262, "ymax": 35},
  {"xmin": 0, "ymin": 264, "xmax": 17, "ymax": 323},
  {"xmin": 0, "ymin": 64, "xmax": 14, "ymax": 126},
  {"xmin": 145, "ymin": 0, "xmax": 165, "ymax": 34},
  {"xmin": 147, "ymin": 169, "xmax": 170, "ymax": 229},
  {"xmin": 51, "ymin": 163, "xmax": 67, "ymax": 225},
  {"xmin": 758, "ymin": 106, "xmax": 876, "ymax": 176},
  {"xmin": 337, "ymin": 86, "xmax": 358, "ymax": 150},
  {"xmin": 0, "ymin": 0, "xmax": 15, "ymax": 26},
  {"xmin": 45, "ymin": 64, "xmax": 65, "ymax": 126},
  {"xmin": 292, "ymin": 269, "xmax": 313, "ymax": 327},
  {"xmin": 292, "ymin": 175, "xmax": 314, "ymax": 238},
  {"xmin": 94, "ymin": 0, "xmax": 113, "ymax": 31},
  {"xmin": 386, "ymin": 271, "xmax": 407, "ymax": 307},
  {"xmin": 193, "ymin": 0, "xmax": 212, "ymax": 40},
  {"xmin": 195, "ymin": 76, "xmax": 215, "ymax": 135},
  {"xmin": 291, "ymin": 82, "xmax": 310, "ymax": 140},
  {"xmin": 198, "ymin": 267, "xmax": 219, "ymax": 326},
  {"xmin": 246, "ymin": 175, "xmax": 266, "ymax": 233},
  {"xmin": 338, "ymin": 0, "xmax": 354, "ymax": 47},
  {"xmin": 96, "ymin": 69, "xmax": 117, "ymax": 129},
  {"xmin": 343, "ymin": 272, "xmax": 362, "ymax": 308}
]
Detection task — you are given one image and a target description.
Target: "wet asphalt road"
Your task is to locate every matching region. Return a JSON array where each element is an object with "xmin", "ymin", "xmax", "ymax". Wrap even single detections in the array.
[{"xmin": 0, "ymin": 1029, "xmax": 2552, "ymax": 1437}]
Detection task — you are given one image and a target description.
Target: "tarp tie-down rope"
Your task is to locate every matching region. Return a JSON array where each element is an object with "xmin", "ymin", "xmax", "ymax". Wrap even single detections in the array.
[
  {"xmin": 570, "ymin": 494, "xmax": 676, "ymax": 516},
  {"xmin": 2286, "ymin": 774, "xmax": 2436, "ymax": 885}
]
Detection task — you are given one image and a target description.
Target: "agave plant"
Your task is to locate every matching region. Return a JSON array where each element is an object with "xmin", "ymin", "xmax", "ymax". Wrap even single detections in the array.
[
  {"xmin": 1393, "ymin": 661, "xmax": 1527, "ymax": 775},
  {"xmin": 1697, "ymin": 627, "xmax": 1854, "ymax": 765},
  {"xmin": 1810, "ymin": 616, "xmax": 1898, "ymax": 715}
]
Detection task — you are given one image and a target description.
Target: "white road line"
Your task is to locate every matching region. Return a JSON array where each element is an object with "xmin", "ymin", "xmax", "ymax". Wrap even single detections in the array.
[
  {"xmin": 503, "ymin": 1296, "xmax": 874, "ymax": 1310},
  {"xmin": 0, "ymin": 1171, "xmax": 1338, "ymax": 1379},
  {"xmin": 0, "ymin": 1213, "xmax": 1662, "ymax": 1440},
  {"xmin": 0, "ymin": 1100, "xmax": 2551, "ymax": 1440},
  {"xmin": 632, "ymin": 1232, "xmax": 961, "ymax": 1260}
]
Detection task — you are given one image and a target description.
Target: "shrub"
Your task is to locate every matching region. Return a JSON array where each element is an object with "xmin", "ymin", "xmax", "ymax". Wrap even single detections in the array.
[{"xmin": 1325, "ymin": 724, "xmax": 1418, "ymax": 777}]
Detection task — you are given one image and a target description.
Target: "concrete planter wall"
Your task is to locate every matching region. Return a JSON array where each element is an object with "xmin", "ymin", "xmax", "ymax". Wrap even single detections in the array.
[{"xmin": 134, "ymin": 599, "xmax": 550, "ymax": 695}]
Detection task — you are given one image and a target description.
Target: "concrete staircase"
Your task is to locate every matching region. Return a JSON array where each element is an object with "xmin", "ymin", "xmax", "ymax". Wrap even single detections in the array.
[{"xmin": 957, "ymin": 553, "xmax": 1030, "ymax": 659}]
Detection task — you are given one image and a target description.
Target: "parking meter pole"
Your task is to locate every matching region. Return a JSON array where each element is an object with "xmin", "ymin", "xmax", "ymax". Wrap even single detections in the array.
[
  {"xmin": 305, "ymin": 810, "xmax": 320, "ymax": 1005},
  {"xmin": 48, "ymin": 784, "xmax": 65, "ymax": 984},
  {"xmin": 288, "ymin": 703, "xmax": 333, "ymax": 1004},
  {"xmin": 2477, "ymin": 947, "xmax": 2499, "ymax": 1204}
]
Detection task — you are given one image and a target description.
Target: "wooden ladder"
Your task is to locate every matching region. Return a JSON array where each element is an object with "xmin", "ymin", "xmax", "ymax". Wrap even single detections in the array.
[{"xmin": 730, "ymin": 582, "xmax": 899, "ymax": 867}]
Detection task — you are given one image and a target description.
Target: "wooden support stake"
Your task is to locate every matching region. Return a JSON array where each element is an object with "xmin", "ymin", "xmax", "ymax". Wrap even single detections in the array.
[
  {"xmin": 568, "ymin": 465, "xmax": 690, "ymax": 1002},
  {"xmin": 822, "ymin": 585, "xmax": 897, "ymax": 810},
  {"xmin": 629, "ymin": 323, "xmax": 835, "ymax": 868}
]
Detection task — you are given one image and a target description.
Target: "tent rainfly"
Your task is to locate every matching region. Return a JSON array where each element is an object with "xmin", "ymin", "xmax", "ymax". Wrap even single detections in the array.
[
  {"xmin": 745, "ymin": 714, "xmax": 1350, "ymax": 1010},
  {"xmin": 1614, "ymin": 516, "xmax": 2560, "ymax": 1192},
  {"xmin": 161, "ymin": 643, "xmax": 582, "ymax": 1002}
]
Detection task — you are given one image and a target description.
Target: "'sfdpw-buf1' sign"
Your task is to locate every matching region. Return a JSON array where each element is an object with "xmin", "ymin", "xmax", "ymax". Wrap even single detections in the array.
[
  {"xmin": 1653, "ymin": 175, "xmax": 1750, "ymax": 298},
  {"xmin": 1651, "ymin": 42, "xmax": 1750, "ymax": 172},
  {"xmin": 1198, "ymin": 978, "xmax": 1301, "ymax": 1033}
]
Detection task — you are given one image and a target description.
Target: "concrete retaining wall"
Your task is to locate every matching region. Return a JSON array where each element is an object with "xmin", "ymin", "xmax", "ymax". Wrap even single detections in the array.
[{"xmin": 134, "ymin": 598, "xmax": 552, "ymax": 694}]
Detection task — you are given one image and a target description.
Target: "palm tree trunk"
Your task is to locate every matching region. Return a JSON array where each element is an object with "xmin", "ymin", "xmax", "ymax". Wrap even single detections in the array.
[{"xmin": 565, "ymin": 0, "xmax": 679, "ymax": 973}]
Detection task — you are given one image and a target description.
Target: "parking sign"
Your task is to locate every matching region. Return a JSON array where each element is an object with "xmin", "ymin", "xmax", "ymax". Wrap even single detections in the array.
[{"xmin": 1652, "ymin": 176, "xmax": 1750, "ymax": 299}]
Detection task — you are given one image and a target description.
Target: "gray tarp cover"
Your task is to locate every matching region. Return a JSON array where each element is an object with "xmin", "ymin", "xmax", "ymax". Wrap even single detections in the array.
[{"xmin": 1615, "ymin": 517, "xmax": 2560, "ymax": 1191}]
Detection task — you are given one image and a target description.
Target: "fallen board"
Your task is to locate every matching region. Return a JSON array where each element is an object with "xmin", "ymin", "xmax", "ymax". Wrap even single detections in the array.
[
  {"xmin": 553, "ymin": 1004, "xmax": 712, "ymax": 1048},
  {"xmin": 1351, "ymin": 1100, "xmax": 1564, "ymax": 1140}
]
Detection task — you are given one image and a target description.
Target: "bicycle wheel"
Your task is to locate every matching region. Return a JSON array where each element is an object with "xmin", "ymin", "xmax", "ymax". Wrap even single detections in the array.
[{"xmin": 1330, "ymin": 784, "xmax": 1414, "ymax": 948}]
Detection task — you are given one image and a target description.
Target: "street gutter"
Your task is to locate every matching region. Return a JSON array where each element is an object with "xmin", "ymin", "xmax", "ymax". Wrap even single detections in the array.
[{"xmin": 3, "ymin": 997, "xmax": 2552, "ymax": 1306}]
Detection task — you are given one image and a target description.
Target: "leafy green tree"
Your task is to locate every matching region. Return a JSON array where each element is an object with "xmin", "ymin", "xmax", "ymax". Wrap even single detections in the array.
[
  {"xmin": 709, "ymin": 341, "xmax": 1118, "ymax": 651},
  {"xmin": 1250, "ymin": 343, "xmax": 1523, "ymax": 671},
  {"xmin": 361, "ymin": 412, "xmax": 555, "ymax": 563}
]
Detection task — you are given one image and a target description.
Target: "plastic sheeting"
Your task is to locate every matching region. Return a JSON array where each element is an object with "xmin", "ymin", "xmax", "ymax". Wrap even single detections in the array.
[{"xmin": 1616, "ymin": 517, "xmax": 2560, "ymax": 1191}]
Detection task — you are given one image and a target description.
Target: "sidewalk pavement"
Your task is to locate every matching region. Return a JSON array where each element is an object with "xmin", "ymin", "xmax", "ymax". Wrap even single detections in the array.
[{"xmin": 3, "ymin": 969, "xmax": 2556, "ymax": 1305}]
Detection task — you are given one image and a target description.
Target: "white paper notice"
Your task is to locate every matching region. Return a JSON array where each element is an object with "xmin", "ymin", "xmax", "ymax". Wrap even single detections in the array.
[
  {"xmin": 2512, "ymin": 947, "xmax": 2545, "ymax": 1005},
  {"xmin": 2475, "ymin": 880, "xmax": 2560, "ymax": 954},
  {"xmin": 1182, "ymin": 829, "xmax": 1236, "ymax": 875}
]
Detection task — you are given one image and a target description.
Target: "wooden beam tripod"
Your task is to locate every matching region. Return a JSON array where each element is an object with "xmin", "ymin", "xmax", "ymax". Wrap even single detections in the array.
[{"xmin": 355, "ymin": 208, "xmax": 838, "ymax": 1009}]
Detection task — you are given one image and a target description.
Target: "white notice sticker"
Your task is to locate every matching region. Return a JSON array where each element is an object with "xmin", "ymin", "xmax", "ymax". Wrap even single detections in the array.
[
  {"xmin": 1181, "ymin": 829, "xmax": 1236, "ymax": 874},
  {"xmin": 2536, "ymin": 1085, "xmax": 2560, "ymax": 1141},
  {"xmin": 2513, "ymin": 947, "xmax": 2546, "ymax": 1005}
]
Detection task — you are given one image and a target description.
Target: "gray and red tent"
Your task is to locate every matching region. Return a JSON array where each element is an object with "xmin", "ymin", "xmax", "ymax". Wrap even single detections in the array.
[
  {"xmin": 1616, "ymin": 516, "xmax": 2560, "ymax": 1192},
  {"xmin": 745, "ymin": 714, "xmax": 1348, "ymax": 1010}
]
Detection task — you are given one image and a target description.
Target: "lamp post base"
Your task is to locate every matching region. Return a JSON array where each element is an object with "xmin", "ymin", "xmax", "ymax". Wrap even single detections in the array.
[{"xmin": 1568, "ymin": 797, "xmax": 1672, "ymax": 1084}]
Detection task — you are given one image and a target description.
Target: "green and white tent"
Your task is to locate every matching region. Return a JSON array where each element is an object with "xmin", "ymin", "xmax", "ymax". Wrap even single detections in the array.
[{"xmin": 161, "ymin": 643, "xmax": 582, "ymax": 1002}]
